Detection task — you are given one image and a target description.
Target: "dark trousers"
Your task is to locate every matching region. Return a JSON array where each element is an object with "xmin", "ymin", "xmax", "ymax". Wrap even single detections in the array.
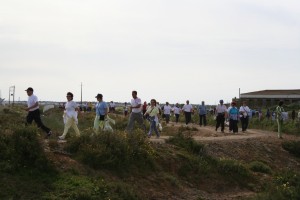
[
  {"xmin": 240, "ymin": 116, "xmax": 249, "ymax": 131},
  {"xmin": 26, "ymin": 109, "xmax": 50, "ymax": 134},
  {"xmin": 199, "ymin": 114, "xmax": 207, "ymax": 126},
  {"xmin": 184, "ymin": 112, "xmax": 191, "ymax": 125},
  {"xmin": 175, "ymin": 114, "xmax": 179, "ymax": 123},
  {"xmin": 229, "ymin": 119, "xmax": 238, "ymax": 133},
  {"xmin": 216, "ymin": 113, "xmax": 225, "ymax": 131},
  {"xmin": 165, "ymin": 114, "xmax": 170, "ymax": 123}
]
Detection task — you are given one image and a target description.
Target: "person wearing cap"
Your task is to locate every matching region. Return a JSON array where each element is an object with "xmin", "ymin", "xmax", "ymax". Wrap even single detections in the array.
[
  {"xmin": 182, "ymin": 100, "xmax": 194, "ymax": 125},
  {"xmin": 94, "ymin": 93, "xmax": 108, "ymax": 133},
  {"xmin": 126, "ymin": 90, "xmax": 146, "ymax": 133},
  {"xmin": 25, "ymin": 87, "xmax": 52, "ymax": 137},
  {"xmin": 228, "ymin": 101, "xmax": 239, "ymax": 134},
  {"xmin": 215, "ymin": 99, "xmax": 227, "ymax": 133},
  {"xmin": 58, "ymin": 92, "xmax": 80, "ymax": 140}
]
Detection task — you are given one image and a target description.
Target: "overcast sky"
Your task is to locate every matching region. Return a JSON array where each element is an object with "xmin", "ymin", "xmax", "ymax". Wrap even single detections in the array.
[{"xmin": 1, "ymin": 0, "xmax": 299, "ymax": 105}]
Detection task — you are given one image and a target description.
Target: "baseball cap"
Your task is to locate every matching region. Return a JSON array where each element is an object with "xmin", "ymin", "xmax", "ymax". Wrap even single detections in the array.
[
  {"xmin": 25, "ymin": 87, "xmax": 33, "ymax": 91},
  {"xmin": 95, "ymin": 93, "xmax": 103, "ymax": 98}
]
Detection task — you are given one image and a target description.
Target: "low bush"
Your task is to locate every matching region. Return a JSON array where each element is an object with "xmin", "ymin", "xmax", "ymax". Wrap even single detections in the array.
[
  {"xmin": 249, "ymin": 161, "xmax": 272, "ymax": 174},
  {"xmin": 65, "ymin": 130, "xmax": 156, "ymax": 173},
  {"xmin": 167, "ymin": 131, "xmax": 205, "ymax": 156},
  {"xmin": 0, "ymin": 127, "xmax": 54, "ymax": 173},
  {"xmin": 282, "ymin": 141, "xmax": 300, "ymax": 158}
]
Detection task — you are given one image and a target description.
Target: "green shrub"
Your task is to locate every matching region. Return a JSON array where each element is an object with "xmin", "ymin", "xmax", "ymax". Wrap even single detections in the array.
[
  {"xmin": 217, "ymin": 158, "xmax": 250, "ymax": 178},
  {"xmin": 249, "ymin": 161, "xmax": 272, "ymax": 174},
  {"xmin": 252, "ymin": 171, "xmax": 300, "ymax": 200},
  {"xmin": 282, "ymin": 141, "xmax": 300, "ymax": 158},
  {"xmin": 167, "ymin": 131, "xmax": 205, "ymax": 156},
  {"xmin": 65, "ymin": 130, "xmax": 156, "ymax": 173},
  {"xmin": 0, "ymin": 127, "xmax": 54, "ymax": 173}
]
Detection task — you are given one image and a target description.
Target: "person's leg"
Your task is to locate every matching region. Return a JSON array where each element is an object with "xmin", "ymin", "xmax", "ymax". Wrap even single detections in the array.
[
  {"xmin": 60, "ymin": 117, "xmax": 73, "ymax": 139},
  {"xmin": 93, "ymin": 115, "xmax": 100, "ymax": 133},
  {"xmin": 126, "ymin": 113, "xmax": 135, "ymax": 132},
  {"xmin": 187, "ymin": 112, "xmax": 191, "ymax": 124},
  {"xmin": 184, "ymin": 112, "xmax": 188, "ymax": 125},
  {"xmin": 277, "ymin": 119, "xmax": 283, "ymax": 138},
  {"xmin": 136, "ymin": 113, "xmax": 146, "ymax": 133},
  {"xmin": 220, "ymin": 115, "xmax": 225, "ymax": 132},
  {"xmin": 203, "ymin": 115, "xmax": 207, "ymax": 126},
  {"xmin": 33, "ymin": 109, "xmax": 50, "ymax": 134},
  {"xmin": 71, "ymin": 119, "xmax": 80, "ymax": 137},
  {"xmin": 245, "ymin": 117, "xmax": 249, "ymax": 131},
  {"xmin": 229, "ymin": 119, "xmax": 233, "ymax": 132},
  {"xmin": 233, "ymin": 120, "xmax": 238, "ymax": 133},
  {"xmin": 148, "ymin": 120, "xmax": 154, "ymax": 137},
  {"xmin": 199, "ymin": 115, "xmax": 202, "ymax": 126},
  {"xmin": 166, "ymin": 114, "xmax": 170, "ymax": 123},
  {"xmin": 216, "ymin": 115, "xmax": 221, "ymax": 131},
  {"xmin": 26, "ymin": 111, "xmax": 34, "ymax": 125},
  {"xmin": 153, "ymin": 121, "xmax": 160, "ymax": 137},
  {"xmin": 175, "ymin": 114, "xmax": 179, "ymax": 123}
]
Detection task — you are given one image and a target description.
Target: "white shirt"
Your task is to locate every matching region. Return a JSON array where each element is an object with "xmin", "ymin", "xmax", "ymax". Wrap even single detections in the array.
[
  {"xmin": 239, "ymin": 106, "xmax": 250, "ymax": 113},
  {"xmin": 173, "ymin": 106, "xmax": 181, "ymax": 114},
  {"xmin": 163, "ymin": 105, "xmax": 172, "ymax": 115},
  {"xmin": 27, "ymin": 94, "xmax": 39, "ymax": 111},
  {"xmin": 182, "ymin": 104, "xmax": 193, "ymax": 112},
  {"xmin": 131, "ymin": 97, "xmax": 142, "ymax": 113},
  {"xmin": 65, "ymin": 100, "xmax": 78, "ymax": 119},
  {"xmin": 216, "ymin": 104, "xmax": 227, "ymax": 114}
]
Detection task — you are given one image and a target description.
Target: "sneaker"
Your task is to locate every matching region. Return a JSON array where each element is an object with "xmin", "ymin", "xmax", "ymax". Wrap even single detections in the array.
[{"xmin": 58, "ymin": 136, "xmax": 65, "ymax": 140}]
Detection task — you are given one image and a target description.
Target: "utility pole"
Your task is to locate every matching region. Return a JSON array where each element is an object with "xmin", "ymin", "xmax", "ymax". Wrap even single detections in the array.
[
  {"xmin": 9, "ymin": 85, "xmax": 15, "ymax": 106},
  {"xmin": 80, "ymin": 82, "xmax": 83, "ymax": 109}
]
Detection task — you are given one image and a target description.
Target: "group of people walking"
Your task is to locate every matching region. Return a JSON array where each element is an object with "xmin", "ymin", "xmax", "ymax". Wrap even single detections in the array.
[{"xmin": 24, "ymin": 87, "xmax": 291, "ymax": 140}]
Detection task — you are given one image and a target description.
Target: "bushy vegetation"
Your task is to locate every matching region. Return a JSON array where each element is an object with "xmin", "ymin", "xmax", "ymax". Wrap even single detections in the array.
[
  {"xmin": 251, "ymin": 170, "xmax": 300, "ymax": 200},
  {"xmin": 1, "ymin": 105, "xmax": 300, "ymax": 199},
  {"xmin": 248, "ymin": 161, "xmax": 272, "ymax": 174},
  {"xmin": 65, "ymin": 130, "xmax": 156, "ymax": 173},
  {"xmin": 282, "ymin": 141, "xmax": 300, "ymax": 158},
  {"xmin": 0, "ymin": 127, "xmax": 54, "ymax": 173}
]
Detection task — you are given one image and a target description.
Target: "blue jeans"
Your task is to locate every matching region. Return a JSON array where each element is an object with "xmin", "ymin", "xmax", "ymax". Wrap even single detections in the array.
[{"xmin": 148, "ymin": 119, "xmax": 159, "ymax": 137}]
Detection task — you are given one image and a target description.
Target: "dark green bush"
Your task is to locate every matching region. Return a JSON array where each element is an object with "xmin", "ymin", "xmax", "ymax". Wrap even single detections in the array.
[
  {"xmin": 65, "ymin": 130, "xmax": 156, "ymax": 172},
  {"xmin": 167, "ymin": 131, "xmax": 205, "ymax": 156},
  {"xmin": 282, "ymin": 141, "xmax": 300, "ymax": 158},
  {"xmin": 0, "ymin": 127, "xmax": 53, "ymax": 172},
  {"xmin": 217, "ymin": 159, "xmax": 250, "ymax": 178},
  {"xmin": 249, "ymin": 161, "xmax": 272, "ymax": 174}
]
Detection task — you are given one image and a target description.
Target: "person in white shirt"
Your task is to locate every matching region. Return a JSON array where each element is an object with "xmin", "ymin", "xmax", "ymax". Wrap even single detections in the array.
[
  {"xmin": 25, "ymin": 87, "xmax": 52, "ymax": 137},
  {"xmin": 163, "ymin": 102, "xmax": 172, "ymax": 124},
  {"xmin": 173, "ymin": 103, "xmax": 181, "ymax": 123},
  {"xmin": 109, "ymin": 101, "xmax": 115, "ymax": 113},
  {"xmin": 59, "ymin": 92, "xmax": 80, "ymax": 140},
  {"xmin": 182, "ymin": 100, "xmax": 194, "ymax": 125},
  {"xmin": 215, "ymin": 99, "xmax": 227, "ymax": 133},
  {"xmin": 126, "ymin": 90, "xmax": 146, "ymax": 133},
  {"xmin": 239, "ymin": 101, "xmax": 251, "ymax": 132}
]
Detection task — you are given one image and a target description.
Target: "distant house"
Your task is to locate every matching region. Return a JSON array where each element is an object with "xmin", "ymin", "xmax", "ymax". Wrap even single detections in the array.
[{"xmin": 239, "ymin": 90, "xmax": 300, "ymax": 107}]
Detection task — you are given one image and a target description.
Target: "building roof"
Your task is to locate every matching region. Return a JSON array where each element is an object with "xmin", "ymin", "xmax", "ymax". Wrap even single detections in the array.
[{"xmin": 240, "ymin": 90, "xmax": 300, "ymax": 99}]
